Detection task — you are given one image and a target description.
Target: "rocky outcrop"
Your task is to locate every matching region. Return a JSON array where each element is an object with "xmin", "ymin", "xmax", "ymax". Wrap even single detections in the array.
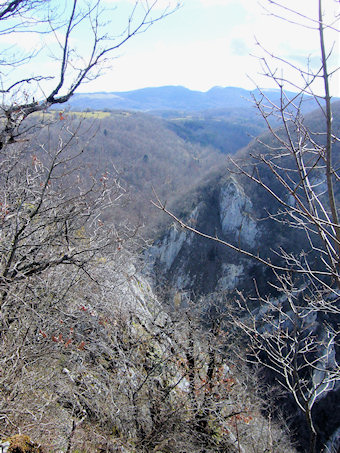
[
  {"xmin": 219, "ymin": 178, "xmax": 258, "ymax": 247},
  {"xmin": 145, "ymin": 175, "xmax": 261, "ymax": 296},
  {"xmin": 148, "ymin": 207, "xmax": 199, "ymax": 273}
]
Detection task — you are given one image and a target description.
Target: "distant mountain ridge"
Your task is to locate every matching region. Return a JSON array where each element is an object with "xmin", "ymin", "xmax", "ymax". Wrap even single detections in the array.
[{"xmin": 65, "ymin": 85, "xmax": 323, "ymax": 113}]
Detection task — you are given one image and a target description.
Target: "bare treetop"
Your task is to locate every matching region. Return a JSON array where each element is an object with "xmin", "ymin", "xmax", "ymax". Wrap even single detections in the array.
[{"xmin": 0, "ymin": 0, "xmax": 181, "ymax": 148}]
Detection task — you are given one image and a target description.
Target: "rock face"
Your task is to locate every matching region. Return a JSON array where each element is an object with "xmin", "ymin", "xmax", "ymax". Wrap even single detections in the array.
[
  {"xmin": 145, "ymin": 175, "xmax": 263, "ymax": 297},
  {"xmin": 143, "ymin": 103, "xmax": 340, "ymax": 452},
  {"xmin": 145, "ymin": 160, "xmax": 319, "ymax": 299},
  {"xmin": 144, "ymin": 164, "xmax": 340, "ymax": 452},
  {"xmin": 219, "ymin": 179, "xmax": 258, "ymax": 247}
]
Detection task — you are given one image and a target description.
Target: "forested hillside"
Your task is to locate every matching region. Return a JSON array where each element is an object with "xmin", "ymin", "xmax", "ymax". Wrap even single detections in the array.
[
  {"xmin": 1, "ymin": 67, "xmax": 339, "ymax": 453},
  {"xmin": 29, "ymin": 110, "xmax": 225, "ymax": 232},
  {"xmin": 27, "ymin": 106, "xmax": 271, "ymax": 238},
  {"xmin": 0, "ymin": 106, "xmax": 299, "ymax": 453},
  {"xmin": 149, "ymin": 100, "xmax": 340, "ymax": 296},
  {"xmin": 165, "ymin": 109, "xmax": 265, "ymax": 155},
  {"xmin": 148, "ymin": 99, "xmax": 340, "ymax": 452},
  {"xmin": 0, "ymin": 1, "xmax": 339, "ymax": 453},
  {"xmin": 1, "ymin": 64, "xmax": 339, "ymax": 453}
]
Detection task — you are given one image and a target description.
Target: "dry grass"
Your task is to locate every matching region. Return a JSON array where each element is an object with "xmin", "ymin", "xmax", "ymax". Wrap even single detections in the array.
[{"xmin": 32, "ymin": 110, "xmax": 111, "ymax": 120}]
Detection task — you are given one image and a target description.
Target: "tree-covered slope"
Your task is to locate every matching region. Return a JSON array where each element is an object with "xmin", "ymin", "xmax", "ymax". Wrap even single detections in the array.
[
  {"xmin": 145, "ymin": 101, "xmax": 340, "ymax": 452},
  {"xmin": 147, "ymin": 100, "xmax": 340, "ymax": 296},
  {"xmin": 31, "ymin": 110, "xmax": 225, "ymax": 232}
]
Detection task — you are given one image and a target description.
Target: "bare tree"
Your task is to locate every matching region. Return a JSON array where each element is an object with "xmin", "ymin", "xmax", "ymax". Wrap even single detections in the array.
[
  {"xmin": 0, "ymin": 117, "xmax": 134, "ymax": 312},
  {"xmin": 0, "ymin": 2, "xmax": 181, "ymax": 448},
  {"xmin": 0, "ymin": 0, "xmax": 181, "ymax": 148},
  {"xmin": 0, "ymin": 0, "xmax": 181, "ymax": 332},
  {"xmin": 153, "ymin": 1, "xmax": 340, "ymax": 451}
]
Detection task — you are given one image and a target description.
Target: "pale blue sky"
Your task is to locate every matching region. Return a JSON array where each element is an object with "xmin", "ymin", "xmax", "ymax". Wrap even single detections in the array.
[
  {"xmin": 87, "ymin": 0, "xmax": 339, "ymax": 96},
  {"xmin": 1, "ymin": 0, "xmax": 339, "ymax": 98}
]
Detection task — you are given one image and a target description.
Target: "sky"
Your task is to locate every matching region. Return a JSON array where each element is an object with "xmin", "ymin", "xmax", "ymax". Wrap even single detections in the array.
[
  {"xmin": 0, "ymin": 0, "xmax": 339, "ymax": 98},
  {"xmin": 83, "ymin": 0, "xmax": 340, "ymax": 96}
]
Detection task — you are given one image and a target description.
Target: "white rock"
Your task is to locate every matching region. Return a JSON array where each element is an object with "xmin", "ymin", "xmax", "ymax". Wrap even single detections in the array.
[{"xmin": 219, "ymin": 178, "xmax": 258, "ymax": 247}]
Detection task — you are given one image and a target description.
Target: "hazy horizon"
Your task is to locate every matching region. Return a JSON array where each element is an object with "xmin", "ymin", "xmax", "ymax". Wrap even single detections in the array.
[{"xmin": 78, "ymin": 0, "xmax": 339, "ymax": 97}]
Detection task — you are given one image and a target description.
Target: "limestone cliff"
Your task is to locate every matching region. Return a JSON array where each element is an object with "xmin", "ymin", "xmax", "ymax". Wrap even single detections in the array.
[{"xmin": 145, "ymin": 174, "xmax": 263, "ymax": 296}]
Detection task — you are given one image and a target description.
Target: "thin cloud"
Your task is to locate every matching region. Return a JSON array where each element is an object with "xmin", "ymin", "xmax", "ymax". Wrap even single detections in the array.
[{"xmin": 230, "ymin": 38, "xmax": 249, "ymax": 57}]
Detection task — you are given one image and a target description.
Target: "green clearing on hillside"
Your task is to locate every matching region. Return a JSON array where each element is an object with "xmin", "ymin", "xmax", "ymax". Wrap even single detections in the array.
[{"xmin": 33, "ymin": 110, "xmax": 112, "ymax": 120}]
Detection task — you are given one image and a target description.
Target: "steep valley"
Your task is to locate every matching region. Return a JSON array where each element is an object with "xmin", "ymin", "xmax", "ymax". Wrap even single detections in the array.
[
  {"xmin": 1, "ymin": 90, "xmax": 339, "ymax": 453},
  {"xmin": 144, "ymin": 100, "xmax": 340, "ymax": 452}
]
